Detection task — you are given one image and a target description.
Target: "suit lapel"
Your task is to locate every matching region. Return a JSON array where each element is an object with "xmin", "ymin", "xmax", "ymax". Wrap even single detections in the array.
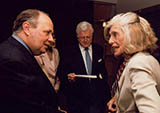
[
  {"xmin": 117, "ymin": 62, "xmax": 129, "ymax": 100},
  {"xmin": 9, "ymin": 37, "xmax": 55, "ymax": 92},
  {"xmin": 77, "ymin": 45, "xmax": 88, "ymax": 74},
  {"xmin": 92, "ymin": 44, "xmax": 98, "ymax": 74}
]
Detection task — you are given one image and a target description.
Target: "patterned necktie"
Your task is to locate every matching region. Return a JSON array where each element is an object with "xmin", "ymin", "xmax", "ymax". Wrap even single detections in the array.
[
  {"xmin": 111, "ymin": 56, "xmax": 131, "ymax": 97},
  {"xmin": 85, "ymin": 48, "xmax": 92, "ymax": 75}
]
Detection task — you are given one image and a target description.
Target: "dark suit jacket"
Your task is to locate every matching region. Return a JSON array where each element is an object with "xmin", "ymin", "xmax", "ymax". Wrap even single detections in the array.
[
  {"xmin": 57, "ymin": 43, "xmax": 111, "ymax": 113},
  {"xmin": 0, "ymin": 37, "xmax": 59, "ymax": 113}
]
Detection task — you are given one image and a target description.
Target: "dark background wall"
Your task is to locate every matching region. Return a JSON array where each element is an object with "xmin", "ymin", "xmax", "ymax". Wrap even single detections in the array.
[
  {"xmin": 136, "ymin": 5, "xmax": 160, "ymax": 44},
  {"xmin": 0, "ymin": 0, "xmax": 93, "ymax": 52}
]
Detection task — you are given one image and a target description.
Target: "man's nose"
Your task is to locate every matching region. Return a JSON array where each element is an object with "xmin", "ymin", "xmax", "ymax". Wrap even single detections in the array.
[
  {"xmin": 48, "ymin": 35, "xmax": 56, "ymax": 47},
  {"xmin": 48, "ymin": 35, "xmax": 54, "ymax": 42}
]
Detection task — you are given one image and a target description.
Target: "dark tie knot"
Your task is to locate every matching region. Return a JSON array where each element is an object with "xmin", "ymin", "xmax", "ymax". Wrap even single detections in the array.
[{"xmin": 85, "ymin": 47, "xmax": 88, "ymax": 51}]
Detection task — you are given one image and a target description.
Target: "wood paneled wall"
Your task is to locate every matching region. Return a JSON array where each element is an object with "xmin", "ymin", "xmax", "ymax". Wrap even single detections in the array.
[{"xmin": 92, "ymin": 1, "xmax": 120, "ymax": 89}]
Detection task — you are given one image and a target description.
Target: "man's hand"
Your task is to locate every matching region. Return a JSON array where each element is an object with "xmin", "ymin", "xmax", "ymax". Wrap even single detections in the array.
[{"xmin": 67, "ymin": 73, "xmax": 76, "ymax": 82}]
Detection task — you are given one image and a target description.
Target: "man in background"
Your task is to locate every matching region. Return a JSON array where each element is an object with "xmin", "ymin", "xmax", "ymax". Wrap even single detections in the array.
[{"xmin": 57, "ymin": 21, "xmax": 111, "ymax": 113}]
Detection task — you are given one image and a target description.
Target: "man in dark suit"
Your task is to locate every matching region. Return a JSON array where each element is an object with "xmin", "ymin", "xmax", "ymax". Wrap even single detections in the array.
[
  {"xmin": 57, "ymin": 21, "xmax": 111, "ymax": 113},
  {"xmin": 0, "ymin": 9, "xmax": 61, "ymax": 113}
]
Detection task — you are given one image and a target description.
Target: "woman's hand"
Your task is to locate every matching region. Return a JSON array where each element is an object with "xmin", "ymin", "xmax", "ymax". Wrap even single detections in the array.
[{"xmin": 107, "ymin": 96, "xmax": 117, "ymax": 113}]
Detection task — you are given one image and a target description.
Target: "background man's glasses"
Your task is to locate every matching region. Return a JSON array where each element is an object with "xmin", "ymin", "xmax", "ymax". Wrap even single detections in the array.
[{"xmin": 79, "ymin": 36, "xmax": 91, "ymax": 40}]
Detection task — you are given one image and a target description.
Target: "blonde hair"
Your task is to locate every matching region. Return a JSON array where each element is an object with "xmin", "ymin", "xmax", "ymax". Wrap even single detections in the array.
[{"xmin": 104, "ymin": 12, "xmax": 158, "ymax": 54}]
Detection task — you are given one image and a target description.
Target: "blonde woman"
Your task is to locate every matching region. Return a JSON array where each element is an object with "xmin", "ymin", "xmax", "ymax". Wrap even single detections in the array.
[{"xmin": 104, "ymin": 12, "xmax": 160, "ymax": 113}]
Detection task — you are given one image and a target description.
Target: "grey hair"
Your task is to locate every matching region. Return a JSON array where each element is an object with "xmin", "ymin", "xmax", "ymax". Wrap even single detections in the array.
[
  {"xmin": 76, "ymin": 21, "xmax": 94, "ymax": 37},
  {"xmin": 104, "ymin": 12, "xmax": 158, "ymax": 54}
]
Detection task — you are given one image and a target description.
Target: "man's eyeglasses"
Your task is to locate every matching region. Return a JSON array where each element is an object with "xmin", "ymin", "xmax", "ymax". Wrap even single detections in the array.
[{"xmin": 78, "ymin": 36, "xmax": 91, "ymax": 40}]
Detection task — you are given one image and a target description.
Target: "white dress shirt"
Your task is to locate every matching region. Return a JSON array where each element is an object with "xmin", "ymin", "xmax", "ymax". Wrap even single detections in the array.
[{"xmin": 79, "ymin": 44, "xmax": 92, "ymax": 74}]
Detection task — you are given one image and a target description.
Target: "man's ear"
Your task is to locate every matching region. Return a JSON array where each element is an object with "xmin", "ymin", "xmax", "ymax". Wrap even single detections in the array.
[{"xmin": 22, "ymin": 21, "xmax": 31, "ymax": 36}]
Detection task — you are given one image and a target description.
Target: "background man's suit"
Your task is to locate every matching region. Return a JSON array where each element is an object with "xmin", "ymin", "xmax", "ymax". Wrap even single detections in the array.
[
  {"xmin": 0, "ymin": 37, "xmax": 59, "ymax": 113},
  {"xmin": 57, "ymin": 43, "xmax": 111, "ymax": 113}
]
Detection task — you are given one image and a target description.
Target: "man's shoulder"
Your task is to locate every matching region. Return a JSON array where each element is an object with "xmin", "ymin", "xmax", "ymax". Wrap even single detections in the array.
[
  {"xmin": 0, "ymin": 36, "xmax": 20, "ymax": 49},
  {"xmin": 0, "ymin": 37, "xmax": 32, "ymax": 62},
  {"xmin": 0, "ymin": 37, "xmax": 14, "ymax": 56}
]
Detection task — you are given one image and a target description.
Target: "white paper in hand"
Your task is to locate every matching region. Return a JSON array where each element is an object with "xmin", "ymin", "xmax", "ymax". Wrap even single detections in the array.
[{"xmin": 75, "ymin": 74, "xmax": 97, "ymax": 79}]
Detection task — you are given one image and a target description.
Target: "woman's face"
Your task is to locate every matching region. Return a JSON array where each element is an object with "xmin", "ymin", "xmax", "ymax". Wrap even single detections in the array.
[{"xmin": 108, "ymin": 24, "xmax": 126, "ymax": 56}]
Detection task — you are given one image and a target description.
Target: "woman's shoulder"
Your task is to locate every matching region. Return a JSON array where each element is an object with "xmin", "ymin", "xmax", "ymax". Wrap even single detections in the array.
[{"xmin": 128, "ymin": 52, "xmax": 159, "ymax": 69}]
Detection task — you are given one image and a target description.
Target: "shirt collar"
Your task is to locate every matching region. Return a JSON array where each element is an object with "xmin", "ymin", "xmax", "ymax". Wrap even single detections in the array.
[
  {"xmin": 12, "ymin": 34, "xmax": 33, "ymax": 55},
  {"xmin": 79, "ymin": 44, "xmax": 92, "ymax": 51}
]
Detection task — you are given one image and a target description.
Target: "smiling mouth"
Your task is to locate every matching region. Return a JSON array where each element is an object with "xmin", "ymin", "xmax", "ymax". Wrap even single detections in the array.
[
  {"xmin": 112, "ymin": 46, "xmax": 119, "ymax": 50},
  {"xmin": 43, "ymin": 44, "xmax": 49, "ymax": 49},
  {"xmin": 111, "ymin": 46, "xmax": 119, "ymax": 53},
  {"xmin": 49, "ymin": 42, "xmax": 55, "ymax": 47},
  {"xmin": 45, "ymin": 42, "xmax": 55, "ymax": 47}
]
